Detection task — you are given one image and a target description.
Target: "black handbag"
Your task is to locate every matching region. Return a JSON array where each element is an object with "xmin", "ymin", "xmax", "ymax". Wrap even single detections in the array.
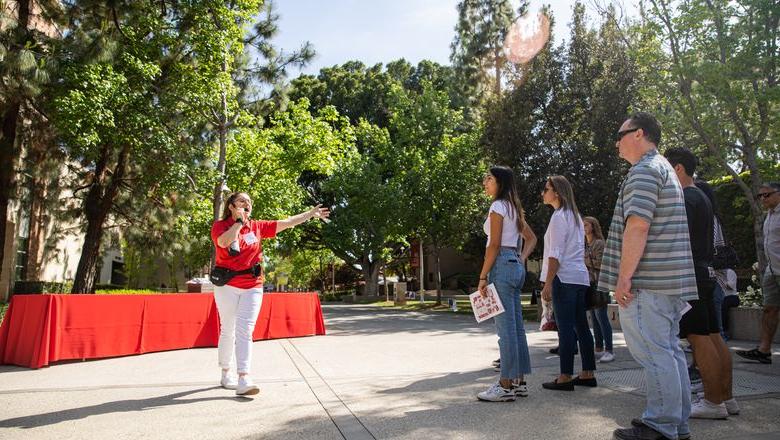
[
  {"xmin": 712, "ymin": 244, "xmax": 739, "ymax": 270},
  {"xmin": 209, "ymin": 264, "xmax": 262, "ymax": 287},
  {"xmin": 586, "ymin": 282, "xmax": 610, "ymax": 310}
]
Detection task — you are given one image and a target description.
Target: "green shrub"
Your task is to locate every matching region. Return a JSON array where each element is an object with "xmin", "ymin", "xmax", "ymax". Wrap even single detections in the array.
[
  {"xmin": 94, "ymin": 284, "xmax": 127, "ymax": 291},
  {"xmin": 95, "ymin": 289, "xmax": 159, "ymax": 295},
  {"xmin": 12, "ymin": 280, "xmax": 72, "ymax": 294}
]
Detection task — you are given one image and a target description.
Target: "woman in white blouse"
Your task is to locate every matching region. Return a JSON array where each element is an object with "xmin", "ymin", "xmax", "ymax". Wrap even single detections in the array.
[
  {"xmin": 539, "ymin": 176, "xmax": 596, "ymax": 391},
  {"xmin": 476, "ymin": 166, "xmax": 537, "ymax": 402}
]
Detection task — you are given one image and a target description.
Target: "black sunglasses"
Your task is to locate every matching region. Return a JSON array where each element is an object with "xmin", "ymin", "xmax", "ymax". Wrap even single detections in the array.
[
  {"xmin": 756, "ymin": 191, "xmax": 778, "ymax": 200},
  {"xmin": 615, "ymin": 127, "xmax": 641, "ymax": 142}
]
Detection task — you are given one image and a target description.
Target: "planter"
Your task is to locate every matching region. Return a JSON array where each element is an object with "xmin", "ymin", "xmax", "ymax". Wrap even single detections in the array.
[{"xmin": 605, "ymin": 304, "xmax": 779, "ymax": 343}]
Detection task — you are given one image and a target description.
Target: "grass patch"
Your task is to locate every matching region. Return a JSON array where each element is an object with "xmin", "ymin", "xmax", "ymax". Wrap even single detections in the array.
[{"xmin": 0, "ymin": 302, "xmax": 7, "ymax": 323}]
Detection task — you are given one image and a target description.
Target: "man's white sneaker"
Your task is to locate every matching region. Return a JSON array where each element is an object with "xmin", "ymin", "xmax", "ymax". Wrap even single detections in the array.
[
  {"xmin": 236, "ymin": 376, "xmax": 260, "ymax": 396},
  {"xmin": 724, "ymin": 398, "xmax": 740, "ymax": 415},
  {"xmin": 477, "ymin": 381, "xmax": 516, "ymax": 402},
  {"xmin": 690, "ymin": 398, "xmax": 728, "ymax": 419},
  {"xmin": 598, "ymin": 352, "xmax": 615, "ymax": 363},
  {"xmin": 691, "ymin": 381, "xmax": 704, "ymax": 394},
  {"xmin": 220, "ymin": 371, "xmax": 237, "ymax": 390},
  {"xmin": 512, "ymin": 381, "xmax": 529, "ymax": 397}
]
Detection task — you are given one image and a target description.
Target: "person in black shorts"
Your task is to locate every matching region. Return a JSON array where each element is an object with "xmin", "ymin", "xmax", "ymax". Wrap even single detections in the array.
[{"xmin": 666, "ymin": 148, "xmax": 739, "ymax": 419}]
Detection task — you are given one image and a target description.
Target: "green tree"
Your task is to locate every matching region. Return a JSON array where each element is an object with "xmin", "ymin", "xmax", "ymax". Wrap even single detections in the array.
[
  {"xmin": 319, "ymin": 121, "xmax": 409, "ymax": 296},
  {"xmin": 484, "ymin": 4, "xmax": 635, "ymax": 234},
  {"xmin": 50, "ymin": 1, "xmax": 260, "ymax": 293},
  {"xmin": 640, "ymin": 0, "xmax": 779, "ymax": 270},
  {"xmin": 450, "ymin": 0, "xmax": 521, "ymax": 107},
  {"xmin": 0, "ymin": 0, "xmax": 64, "ymax": 283},
  {"xmin": 386, "ymin": 82, "xmax": 485, "ymax": 303}
]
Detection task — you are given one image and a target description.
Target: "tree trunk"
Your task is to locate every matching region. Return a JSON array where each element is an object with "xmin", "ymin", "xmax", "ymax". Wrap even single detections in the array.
[
  {"xmin": 494, "ymin": 48, "xmax": 502, "ymax": 95},
  {"xmin": 0, "ymin": 0, "xmax": 32, "ymax": 291},
  {"xmin": 361, "ymin": 256, "xmax": 382, "ymax": 296},
  {"xmin": 71, "ymin": 145, "xmax": 130, "ymax": 293},
  {"xmin": 209, "ymin": 55, "xmax": 230, "ymax": 269},
  {"xmin": 72, "ymin": 215, "xmax": 106, "ymax": 294},
  {"xmin": 432, "ymin": 244, "xmax": 443, "ymax": 305},
  {"xmin": 0, "ymin": 102, "xmax": 20, "ymax": 287},
  {"xmin": 24, "ymin": 177, "xmax": 46, "ymax": 280}
]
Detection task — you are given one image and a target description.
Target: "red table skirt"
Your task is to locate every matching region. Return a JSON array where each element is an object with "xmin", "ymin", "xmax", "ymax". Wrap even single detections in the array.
[{"xmin": 0, "ymin": 293, "xmax": 326, "ymax": 369}]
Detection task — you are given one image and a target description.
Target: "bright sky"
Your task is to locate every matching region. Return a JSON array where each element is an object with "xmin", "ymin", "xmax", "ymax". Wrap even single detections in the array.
[{"xmin": 272, "ymin": 0, "xmax": 638, "ymax": 77}]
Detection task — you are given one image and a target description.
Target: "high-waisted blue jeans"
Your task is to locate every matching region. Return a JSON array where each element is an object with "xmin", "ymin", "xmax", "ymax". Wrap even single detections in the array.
[{"xmin": 489, "ymin": 248, "xmax": 532, "ymax": 378}]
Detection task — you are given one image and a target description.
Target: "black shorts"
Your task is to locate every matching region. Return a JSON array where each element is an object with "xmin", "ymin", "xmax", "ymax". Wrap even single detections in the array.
[{"xmin": 679, "ymin": 279, "xmax": 719, "ymax": 338}]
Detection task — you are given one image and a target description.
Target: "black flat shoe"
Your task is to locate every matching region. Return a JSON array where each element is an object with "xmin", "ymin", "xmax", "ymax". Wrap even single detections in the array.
[
  {"xmin": 631, "ymin": 419, "xmax": 689, "ymax": 440},
  {"xmin": 571, "ymin": 376, "xmax": 597, "ymax": 387},
  {"xmin": 613, "ymin": 425, "xmax": 670, "ymax": 440},
  {"xmin": 548, "ymin": 346, "xmax": 578, "ymax": 355},
  {"xmin": 542, "ymin": 378, "xmax": 574, "ymax": 391}
]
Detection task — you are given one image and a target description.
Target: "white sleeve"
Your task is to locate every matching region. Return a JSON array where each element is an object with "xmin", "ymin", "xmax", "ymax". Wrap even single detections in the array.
[
  {"xmin": 546, "ymin": 211, "xmax": 567, "ymax": 261},
  {"xmin": 489, "ymin": 201, "xmax": 508, "ymax": 218}
]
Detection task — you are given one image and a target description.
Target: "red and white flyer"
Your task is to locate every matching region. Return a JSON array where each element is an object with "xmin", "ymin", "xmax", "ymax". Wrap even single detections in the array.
[{"xmin": 469, "ymin": 284, "xmax": 505, "ymax": 323}]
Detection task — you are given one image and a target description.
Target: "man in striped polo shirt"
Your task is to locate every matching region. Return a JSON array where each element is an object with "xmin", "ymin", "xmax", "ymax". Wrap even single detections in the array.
[{"xmin": 599, "ymin": 113, "xmax": 697, "ymax": 440}]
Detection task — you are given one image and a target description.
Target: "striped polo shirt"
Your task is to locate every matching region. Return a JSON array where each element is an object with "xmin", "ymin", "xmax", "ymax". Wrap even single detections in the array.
[{"xmin": 597, "ymin": 149, "xmax": 698, "ymax": 300}]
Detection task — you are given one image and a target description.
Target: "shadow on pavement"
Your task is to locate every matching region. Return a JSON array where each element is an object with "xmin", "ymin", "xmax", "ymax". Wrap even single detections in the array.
[{"xmin": 0, "ymin": 387, "xmax": 249, "ymax": 429}]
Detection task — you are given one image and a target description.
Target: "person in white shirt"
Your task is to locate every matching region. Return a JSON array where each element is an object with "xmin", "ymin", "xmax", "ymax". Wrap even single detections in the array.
[
  {"xmin": 476, "ymin": 165, "xmax": 538, "ymax": 402},
  {"xmin": 539, "ymin": 175, "xmax": 596, "ymax": 391}
]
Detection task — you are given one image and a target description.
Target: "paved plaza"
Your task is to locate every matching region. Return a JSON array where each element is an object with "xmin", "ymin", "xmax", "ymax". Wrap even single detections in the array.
[{"xmin": 1, "ymin": 304, "xmax": 779, "ymax": 440}]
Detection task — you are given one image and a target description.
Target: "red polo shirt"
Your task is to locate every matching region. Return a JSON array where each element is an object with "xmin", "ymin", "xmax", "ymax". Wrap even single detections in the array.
[{"xmin": 210, "ymin": 218, "xmax": 278, "ymax": 289}]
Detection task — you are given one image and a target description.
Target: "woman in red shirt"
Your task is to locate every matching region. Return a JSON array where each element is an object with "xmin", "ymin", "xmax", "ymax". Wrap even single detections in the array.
[{"xmin": 211, "ymin": 192, "xmax": 329, "ymax": 395}]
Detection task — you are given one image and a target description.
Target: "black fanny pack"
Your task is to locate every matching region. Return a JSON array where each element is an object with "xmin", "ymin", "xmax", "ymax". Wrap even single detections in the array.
[{"xmin": 209, "ymin": 264, "xmax": 262, "ymax": 287}]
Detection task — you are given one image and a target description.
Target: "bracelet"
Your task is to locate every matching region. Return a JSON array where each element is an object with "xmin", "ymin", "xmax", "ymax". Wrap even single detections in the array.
[{"xmin": 479, "ymin": 277, "xmax": 487, "ymax": 281}]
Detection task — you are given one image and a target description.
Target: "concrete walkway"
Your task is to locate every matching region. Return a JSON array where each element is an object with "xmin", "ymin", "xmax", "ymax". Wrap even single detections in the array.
[{"xmin": 1, "ymin": 304, "xmax": 779, "ymax": 440}]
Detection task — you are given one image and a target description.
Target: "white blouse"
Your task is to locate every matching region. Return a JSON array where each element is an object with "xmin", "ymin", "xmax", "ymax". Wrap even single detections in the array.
[
  {"xmin": 483, "ymin": 200, "xmax": 522, "ymax": 248},
  {"xmin": 541, "ymin": 208, "xmax": 590, "ymax": 286}
]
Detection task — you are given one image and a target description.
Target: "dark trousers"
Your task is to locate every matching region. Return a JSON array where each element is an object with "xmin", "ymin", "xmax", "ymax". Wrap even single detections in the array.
[{"xmin": 551, "ymin": 276, "xmax": 596, "ymax": 375}]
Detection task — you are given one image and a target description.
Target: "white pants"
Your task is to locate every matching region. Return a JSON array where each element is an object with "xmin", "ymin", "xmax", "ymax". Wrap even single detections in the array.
[{"xmin": 213, "ymin": 285, "xmax": 263, "ymax": 374}]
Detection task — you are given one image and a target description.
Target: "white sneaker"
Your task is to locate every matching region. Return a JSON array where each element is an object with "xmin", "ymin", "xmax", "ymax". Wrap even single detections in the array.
[
  {"xmin": 512, "ymin": 381, "xmax": 529, "ymax": 397},
  {"xmin": 220, "ymin": 371, "xmax": 237, "ymax": 390},
  {"xmin": 598, "ymin": 352, "xmax": 615, "ymax": 363},
  {"xmin": 691, "ymin": 381, "xmax": 704, "ymax": 394},
  {"xmin": 690, "ymin": 398, "xmax": 728, "ymax": 419},
  {"xmin": 236, "ymin": 376, "xmax": 260, "ymax": 396},
  {"xmin": 724, "ymin": 398, "xmax": 740, "ymax": 415},
  {"xmin": 477, "ymin": 381, "xmax": 516, "ymax": 402}
]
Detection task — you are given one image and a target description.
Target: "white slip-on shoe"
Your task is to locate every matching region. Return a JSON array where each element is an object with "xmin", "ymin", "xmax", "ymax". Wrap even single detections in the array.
[
  {"xmin": 477, "ymin": 381, "xmax": 516, "ymax": 402},
  {"xmin": 220, "ymin": 371, "xmax": 238, "ymax": 390},
  {"xmin": 690, "ymin": 398, "xmax": 728, "ymax": 419},
  {"xmin": 236, "ymin": 376, "xmax": 260, "ymax": 396},
  {"xmin": 724, "ymin": 398, "xmax": 740, "ymax": 415},
  {"xmin": 598, "ymin": 352, "xmax": 615, "ymax": 363}
]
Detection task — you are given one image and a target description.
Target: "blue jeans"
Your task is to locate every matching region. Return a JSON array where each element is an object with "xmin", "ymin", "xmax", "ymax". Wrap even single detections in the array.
[
  {"xmin": 620, "ymin": 290, "xmax": 690, "ymax": 439},
  {"xmin": 489, "ymin": 249, "xmax": 532, "ymax": 378},
  {"xmin": 712, "ymin": 283, "xmax": 725, "ymax": 339},
  {"xmin": 590, "ymin": 304, "xmax": 613, "ymax": 352},
  {"xmin": 551, "ymin": 277, "xmax": 596, "ymax": 375}
]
